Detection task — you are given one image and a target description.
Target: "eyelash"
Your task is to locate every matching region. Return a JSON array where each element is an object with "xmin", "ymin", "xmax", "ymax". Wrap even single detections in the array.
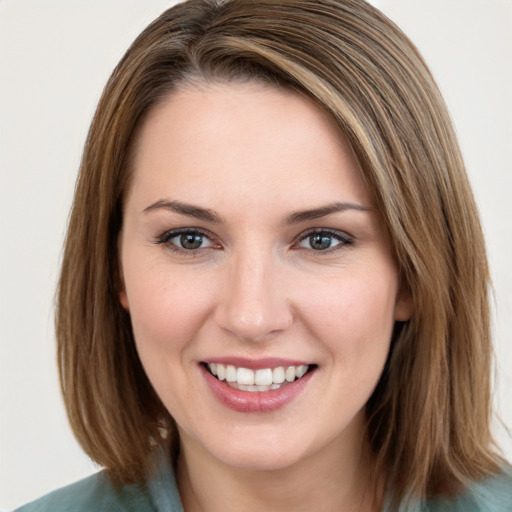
[
  {"xmin": 154, "ymin": 228, "xmax": 354, "ymax": 255},
  {"xmin": 293, "ymin": 228, "xmax": 354, "ymax": 252},
  {"xmin": 154, "ymin": 228, "xmax": 218, "ymax": 256}
]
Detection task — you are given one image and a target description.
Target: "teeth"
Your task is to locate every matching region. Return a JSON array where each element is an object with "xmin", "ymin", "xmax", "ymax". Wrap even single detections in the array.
[
  {"xmin": 207, "ymin": 363, "xmax": 311, "ymax": 388},
  {"xmin": 296, "ymin": 365, "xmax": 308, "ymax": 378},
  {"xmin": 272, "ymin": 367, "xmax": 285, "ymax": 384},
  {"xmin": 237, "ymin": 367, "xmax": 255, "ymax": 385},
  {"xmin": 217, "ymin": 364, "xmax": 226, "ymax": 381},
  {"xmin": 228, "ymin": 382, "xmax": 292, "ymax": 392},
  {"xmin": 255, "ymin": 368, "xmax": 272, "ymax": 386},
  {"xmin": 285, "ymin": 366, "xmax": 296, "ymax": 382},
  {"xmin": 226, "ymin": 365, "xmax": 237, "ymax": 382},
  {"xmin": 231, "ymin": 383, "xmax": 277, "ymax": 392}
]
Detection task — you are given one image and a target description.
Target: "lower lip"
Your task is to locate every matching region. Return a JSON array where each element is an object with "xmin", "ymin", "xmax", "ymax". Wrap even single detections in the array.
[{"xmin": 201, "ymin": 365, "xmax": 315, "ymax": 413}]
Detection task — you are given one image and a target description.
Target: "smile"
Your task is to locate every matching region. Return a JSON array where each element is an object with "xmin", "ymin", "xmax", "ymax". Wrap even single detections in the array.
[
  {"xmin": 201, "ymin": 358, "xmax": 317, "ymax": 412},
  {"xmin": 206, "ymin": 363, "xmax": 311, "ymax": 392}
]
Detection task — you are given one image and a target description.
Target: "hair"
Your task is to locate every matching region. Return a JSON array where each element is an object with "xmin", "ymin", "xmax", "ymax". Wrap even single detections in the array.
[{"xmin": 56, "ymin": 0, "xmax": 502, "ymax": 504}]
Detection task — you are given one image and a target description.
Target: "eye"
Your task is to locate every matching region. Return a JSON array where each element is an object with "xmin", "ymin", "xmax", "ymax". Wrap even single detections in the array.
[
  {"xmin": 297, "ymin": 230, "xmax": 353, "ymax": 251},
  {"xmin": 156, "ymin": 229, "xmax": 215, "ymax": 252}
]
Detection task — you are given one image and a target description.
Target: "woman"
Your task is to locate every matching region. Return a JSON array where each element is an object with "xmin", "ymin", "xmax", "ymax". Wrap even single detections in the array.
[{"xmin": 16, "ymin": 0, "xmax": 512, "ymax": 510}]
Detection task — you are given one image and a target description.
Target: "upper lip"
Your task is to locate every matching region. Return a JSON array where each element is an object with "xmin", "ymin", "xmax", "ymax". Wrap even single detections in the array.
[{"xmin": 202, "ymin": 357, "xmax": 313, "ymax": 370}]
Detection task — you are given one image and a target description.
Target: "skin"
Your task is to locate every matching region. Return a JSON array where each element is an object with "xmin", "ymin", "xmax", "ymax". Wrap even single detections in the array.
[{"xmin": 119, "ymin": 81, "xmax": 412, "ymax": 511}]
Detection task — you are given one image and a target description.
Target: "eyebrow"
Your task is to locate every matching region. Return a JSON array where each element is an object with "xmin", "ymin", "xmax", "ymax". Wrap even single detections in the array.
[
  {"xmin": 143, "ymin": 200, "xmax": 224, "ymax": 223},
  {"xmin": 142, "ymin": 199, "xmax": 372, "ymax": 224},
  {"xmin": 283, "ymin": 202, "xmax": 372, "ymax": 225}
]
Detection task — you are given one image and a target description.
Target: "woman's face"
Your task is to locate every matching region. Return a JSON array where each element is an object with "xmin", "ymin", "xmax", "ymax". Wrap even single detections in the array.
[{"xmin": 119, "ymin": 81, "xmax": 412, "ymax": 472}]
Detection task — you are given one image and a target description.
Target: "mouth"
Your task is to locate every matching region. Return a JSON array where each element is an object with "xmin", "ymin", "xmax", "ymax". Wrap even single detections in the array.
[{"xmin": 202, "ymin": 362, "xmax": 317, "ymax": 392}]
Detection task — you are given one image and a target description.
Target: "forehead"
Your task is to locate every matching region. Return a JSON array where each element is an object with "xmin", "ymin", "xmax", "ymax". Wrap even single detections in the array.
[{"xmin": 126, "ymin": 80, "xmax": 371, "ymax": 212}]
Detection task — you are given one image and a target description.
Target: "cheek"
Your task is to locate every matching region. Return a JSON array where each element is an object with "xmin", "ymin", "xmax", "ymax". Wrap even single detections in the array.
[
  {"xmin": 123, "ymin": 260, "xmax": 213, "ymax": 355},
  {"xmin": 298, "ymin": 268, "xmax": 398, "ymax": 358},
  {"xmin": 122, "ymin": 263, "xmax": 214, "ymax": 413}
]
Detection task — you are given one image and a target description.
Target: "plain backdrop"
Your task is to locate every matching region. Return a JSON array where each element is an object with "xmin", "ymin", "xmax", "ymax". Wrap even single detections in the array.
[{"xmin": 1, "ymin": 1, "xmax": 511, "ymax": 510}]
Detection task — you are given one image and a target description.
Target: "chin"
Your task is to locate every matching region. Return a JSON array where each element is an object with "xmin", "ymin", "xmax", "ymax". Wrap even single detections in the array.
[
  {"xmin": 212, "ymin": 445, "xmax": 307, "ymax": 473},
  {"xmin": 189, "ymin": 423, "xmax": 325, "ymax": 473}
]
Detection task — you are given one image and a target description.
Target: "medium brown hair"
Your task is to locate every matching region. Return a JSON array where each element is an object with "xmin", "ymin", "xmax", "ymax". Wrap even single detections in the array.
[{"xmin": 56, "ymin": 0, "xmax": 502, "ymax": 502}]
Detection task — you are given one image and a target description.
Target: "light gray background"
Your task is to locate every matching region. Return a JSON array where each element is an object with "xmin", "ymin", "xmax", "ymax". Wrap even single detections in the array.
[{"xmin": 1, "ymin": 1, "xmax": 511, "ymax": 510}]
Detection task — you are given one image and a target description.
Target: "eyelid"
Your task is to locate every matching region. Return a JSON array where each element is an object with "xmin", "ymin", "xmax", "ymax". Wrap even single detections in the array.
[
  {"xmin": 154, "ymin": 227, "xmax": 221, "ymax": 253},
  {"xmin": 153, "ymin": 226, "xmax": 353, "ymax": 254},
  {"xmin": 292, "ymin": 228, "xmax": 354, "ymax": 251}
]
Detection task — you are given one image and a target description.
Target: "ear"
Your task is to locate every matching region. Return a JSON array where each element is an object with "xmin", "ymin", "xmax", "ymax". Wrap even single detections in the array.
[
  {"xmin": 394, "ymin": 284, "xmax": 413, "ymax": 322},
  {"xmin": 119, "ymin": 288, "xmax": 129, "ymax": 311}
]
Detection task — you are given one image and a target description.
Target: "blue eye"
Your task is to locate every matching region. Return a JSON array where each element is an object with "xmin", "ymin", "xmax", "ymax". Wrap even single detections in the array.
[
  {"xmin": 298, "ymin": 230, "xmax": 352, "ymax": 251},
  {"xmin": 157, "ymin": 230, "xmax": 214, "ymax": 251}
]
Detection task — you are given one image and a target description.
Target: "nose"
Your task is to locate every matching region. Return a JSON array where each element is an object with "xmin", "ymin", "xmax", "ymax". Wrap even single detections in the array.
[{"xmin": 214, "ymin": 249, "xmax": 293, "ymax": 343}]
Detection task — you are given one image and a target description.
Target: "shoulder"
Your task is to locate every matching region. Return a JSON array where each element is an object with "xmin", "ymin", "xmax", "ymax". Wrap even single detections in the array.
[
  {"xmin": 426, "ymin": 466, "xmax": 512, "ymax": 512},
  {"xmin": 13, "ymin": 471, "xmax": 155, "ymax": 512}
]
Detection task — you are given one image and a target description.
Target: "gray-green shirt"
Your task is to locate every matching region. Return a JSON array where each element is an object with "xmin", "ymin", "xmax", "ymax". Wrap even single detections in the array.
[{"xmin": 15, "ymin": 457, "xmax": 512, "ymax": 512}]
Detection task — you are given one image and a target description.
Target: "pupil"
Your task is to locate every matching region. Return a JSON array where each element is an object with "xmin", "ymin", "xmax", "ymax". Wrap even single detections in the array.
[
  {"xmin": 181, "ymin": 233, "xmax": 202, "ymax": 249},
  {"xmin": 311, "ymin": 234, "xmax": 332, "ymax": 250}
]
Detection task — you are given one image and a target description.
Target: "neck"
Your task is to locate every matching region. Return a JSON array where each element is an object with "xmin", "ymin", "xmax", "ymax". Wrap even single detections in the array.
[{"xmin": 177, "ymin": 426, "xmax": 384, "ymax": 512}]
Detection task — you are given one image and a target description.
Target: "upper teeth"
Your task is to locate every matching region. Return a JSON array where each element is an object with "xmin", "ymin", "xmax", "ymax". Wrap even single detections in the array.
[{"xmin": 208, "ymin": 363, "xmax": 309, "ymax": 386}]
